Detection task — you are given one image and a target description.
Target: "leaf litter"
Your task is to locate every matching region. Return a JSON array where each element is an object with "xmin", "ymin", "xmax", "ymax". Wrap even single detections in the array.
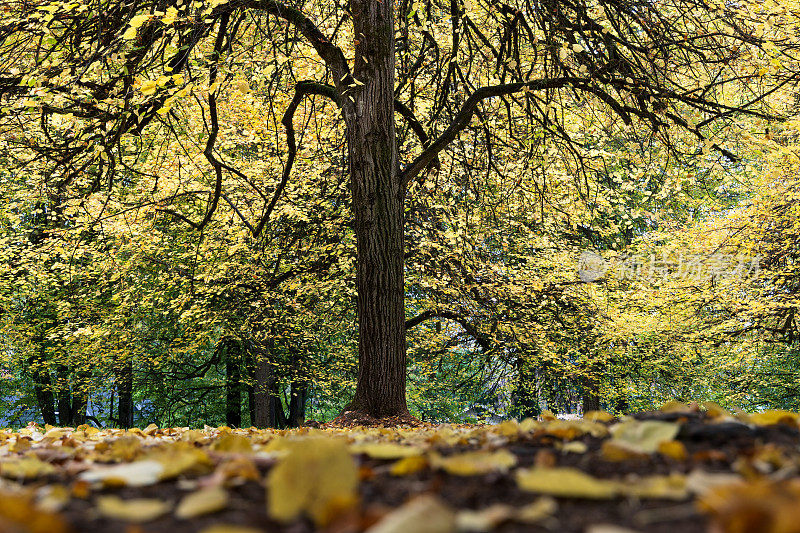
[{"xmin": 0, "ymin": 405, "xmax": 798, "ymax": 532}]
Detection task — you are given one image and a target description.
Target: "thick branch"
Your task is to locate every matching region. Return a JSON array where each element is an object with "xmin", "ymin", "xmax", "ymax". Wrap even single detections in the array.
[{"xmin": 399, "ymin": 77, "xmax": 583, "ymax": 188}]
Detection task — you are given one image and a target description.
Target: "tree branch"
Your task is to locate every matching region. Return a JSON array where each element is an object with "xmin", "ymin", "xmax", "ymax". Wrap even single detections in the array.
[{"xmin": 399, "ymin": 77, "xmax": 583, "ymax": 188}]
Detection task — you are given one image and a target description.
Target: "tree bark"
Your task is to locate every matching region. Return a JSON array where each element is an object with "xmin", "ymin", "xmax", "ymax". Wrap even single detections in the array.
[
  {"xmin": 225, "ymin": 340, "xmax": 242, "ymax": 427},
  {"xmin": 117, "ymin": 359, "xmax": 134, "ymax": 428},
  {"xmin": 29, "ymin": 345, "xmax": 56, "ymax": 425},
  {"xmin": 288, "ymin": 380, "xmax": 308, "ymax": 427},
  {"xmin": 344, "ymin": 0, "xmax": 409, "ymax": 418}
]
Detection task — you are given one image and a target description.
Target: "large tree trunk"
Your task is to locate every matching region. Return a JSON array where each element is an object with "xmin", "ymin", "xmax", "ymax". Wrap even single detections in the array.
[{"xmin": 344, "ymin": 0, "xmax": 408, "ymax": 418}]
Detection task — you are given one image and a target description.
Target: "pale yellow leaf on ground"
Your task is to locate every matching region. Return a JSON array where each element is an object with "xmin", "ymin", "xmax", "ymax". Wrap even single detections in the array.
[
  {"xmin": 686, "ymin": 470, "xmax": 743, "ymax": 495},
  {"xmin": 366, "ymin": 495, "xmax": 455, "ymax": 533},
  {"xmin": 95, "ymin": 495, "xmax": 170, "ymax": 522},
  {"xmin": 515, "ymin": 497, "xmax": 558, "ymax": 523},
  {"xmin": 266, "ymin": 437, "xmax": 358, "ymax": 525},
  {"xmin": 0, "ymin": 457, "xmax": 56, "ymax": 479},
  {"xmin": 621, "ymin": 474, "xmax": 688, "ymax": 500},
  {"xmin": 79, "ymin": 460, "xmax": 164, "ymax": 487},
  {"xmin": 456, "ymin": 504, "xmax": 513, "ymax": 531},
  {"xmin": 516, "ymin": 467, "xmax": 619, "ymax": 499},
  {"xmin": 748, "ymin": 410, "xmax": 798, "ymax": 426},
  {"xmin": 390, "ymin": 455, "xmax": 428, "ymax": 476},
  {"xmin": 349, "ymin": 442, "xmax": 424, "ymax": 459},
  {"xmin": 431, "ymin": 449, "xmax": 517, "ymax": 476},
  {"xmin": 609, "ymin": 420, "xmax": 680, "ymax": 453},
  {"xmin": 176, "ymin": 486, "xmax": 229, "ymax": 519}
]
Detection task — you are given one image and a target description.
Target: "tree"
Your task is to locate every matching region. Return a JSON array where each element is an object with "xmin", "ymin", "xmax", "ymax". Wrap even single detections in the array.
[{"xmin": 1, "ymin": 0, "xmax": 798, "ymax": 418}]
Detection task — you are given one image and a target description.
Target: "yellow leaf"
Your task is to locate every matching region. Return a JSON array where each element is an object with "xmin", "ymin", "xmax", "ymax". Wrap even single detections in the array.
[
  {"xmin": 79, "ymin": 460, "xmax": 164, "ymax": 487},
  {"xmin": 122, "ymin": 26, "xmax": 138, "ymax": 40},
  {"xmin": 584, "ymin": 410, "xmax": 615, "ymax": 423},
  {"xmin": 213, "ymin": 433, "xmax": 253, "ymax": 453},
  {"xmin": 176, "ymin": 486, "xmax": 229, "ymax": 519},
  {"xmin": 657, "ymin": 440, "xmax": 688, "ymax": 461},
  {"xmin": 609, "ymin": 420, "xmax": 680, "ymax": 453},
  {"xmin": 129, "ymin": 14, "xmax": 150, "ymax": 28},
  {"xmin": 266, "ymin": 437, "xmax": 358, "ymax": 525},
  {"xmin": 350, "ymin": 442, "xmax": 424, "ymax": 460},
  {"xmin": 748, "ymin": 410, "xmax": 798, "ymax": 426},
  {"xmin": 96, "ymin": 496, "xmax": 170, "ymax": 522},
  {"xmin": 516, "ymin": 467, "xmax": 618, "ymax": 499},
  {"xmin": 390, "ymin": 455, "xmax": 428, "ymax": 476},
  {"xmin": 456, "ymin": 504, "xmax": 513, "ymax": 532},
  {"xmin": 430, "ymin": 449, "xmax": 517, "ymax": 476},
  {"xmin": 235, "ymin": 80, "xmax": 250, "ymax": 93},
  {"xmin": 365, "ymin": 495, "xmax": 455, "ymax": 533},
  {"xmin": 0, "ymin": 457, "xmax": 56, "ymax": 479},
  {"xmin": 140, "ymin": 79, "xmax": 157, "ymax": 96},
  {"xmin": 515, "ymin": 497, "xmax": 558, "ymax": 523},
  {"xmin": 162, "ymin": 7, "xmax": 178, "ymax": 25}
]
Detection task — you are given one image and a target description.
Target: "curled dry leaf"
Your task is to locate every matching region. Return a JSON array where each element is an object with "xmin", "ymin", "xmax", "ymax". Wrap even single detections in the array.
[{"xmin": 95, "ymin": 495, "xmax": 171, "ymax": 522}]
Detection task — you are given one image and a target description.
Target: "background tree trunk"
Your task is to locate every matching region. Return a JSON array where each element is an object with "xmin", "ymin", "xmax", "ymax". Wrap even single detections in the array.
[
  {"xmin": 344, "ymin": 0, "xmax": 408, "ymax": 418},
  {"xmin": 30, "ymin": 345, "xmax": 56, "ymax": 425},
  {"xmin": 225, "ymin": 339, "xmax": 242, "ymax": 427},
  {"xmin": 117, "ymin": 359, "xmax": 134, "ymax": 428}
]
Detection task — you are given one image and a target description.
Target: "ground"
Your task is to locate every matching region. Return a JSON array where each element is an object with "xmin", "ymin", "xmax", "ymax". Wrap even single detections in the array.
[{"xmin": 0, "ymin": 403, "xmax": 798, "ymax": 533}]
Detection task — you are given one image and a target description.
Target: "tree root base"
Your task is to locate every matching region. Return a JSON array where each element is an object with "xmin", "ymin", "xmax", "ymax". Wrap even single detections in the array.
[{"xmin": 326, "ymin": 409, "xmax": 422, "ymax": 428}]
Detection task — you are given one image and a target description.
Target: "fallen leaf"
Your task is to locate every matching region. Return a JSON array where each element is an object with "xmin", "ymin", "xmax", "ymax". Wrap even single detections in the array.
[
  {"xmin": 266, "ymin": 437, "xmax": 358, "ymax": 525},
  {"xmin": 176, "ymin": 486, "xmax": 229, "ymax": 519},
  {"xmin": 609, "ymin": 420, "xmax": 680, "ymax": 453},
  {"xmin": 95, "ymin": 495, "xmax": 170, "ymax": 522},
  {"xmin": 430, "ymin": 449, "xmax": 517, "ymax": 476},
  {"xmin": 390, "ymin": 455, "xmax": 428, "ymax": 476},
  {"xmin": 516, "ymin": 467, "xmax": 618, "ymax": 499},
  {"xmin": 515, "ymin": 497, "xmax": 558, "ymax": 523},
  {"xmin": 350, "ymin": 442, "xmax": 424, "ymax": 459},
  {"xmin": 366, "ymin": 495, "xmax": 455, "ymax": 533},
  {"xmin": 748, "ymin": 410, "xmax": 798, "ymax": 426},
  {"xmin": 456, "ymin": 504, "xmax": 513, "ymax": 531},
  {"xmin": 657, "ymin": 440, "xmax": 688, "ymax": 461},
  {"xmin": 213, "ymin": 433, "xmax": 253, "ymax": 453},
  {"xmin": 79, "ymin": 460, "xmax": 164, "ymax": 487},
  {"xmin": 0, "ymin": 457, "xmax": 56, "ymax": 479},
  {"xmin": 686, "ymin": 470, "xmax": 743, "ymax": 495}
]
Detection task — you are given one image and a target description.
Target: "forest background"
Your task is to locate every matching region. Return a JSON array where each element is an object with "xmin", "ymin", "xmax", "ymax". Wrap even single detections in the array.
[{"xmin": 0, "ymin": 0, "xmax": 799, "ymax": 429}]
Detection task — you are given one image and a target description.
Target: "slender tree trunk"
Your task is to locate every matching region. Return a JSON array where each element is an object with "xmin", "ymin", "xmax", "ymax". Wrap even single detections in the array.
[
  {"xmin": 225, "ymin": 340, "xmax": 242, "ymax": 427},
  {"xmin": 56, "ymin": 365, "xmax": 72, "ymax": 426},
  {"xmin": 250, "ymin": 341, "xmax": 287, "ymax": 427},
  {"xmin": 288, "ymin": 381, "xmax": 308, "ymax": 427},
  {"xmin": 117, "ymin": 359, "xmax": 134, "ymax": 428},
  {"xmin": 251, "ymin": 349, "xmax": 271, "ymax": 427},
  {"xmin": 29, "ymin": 345, "xmax": 56, "ymax": 425},
  {"xmin": 344, "ymin": 0, "xmax": 408, "ymax": 418}
]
